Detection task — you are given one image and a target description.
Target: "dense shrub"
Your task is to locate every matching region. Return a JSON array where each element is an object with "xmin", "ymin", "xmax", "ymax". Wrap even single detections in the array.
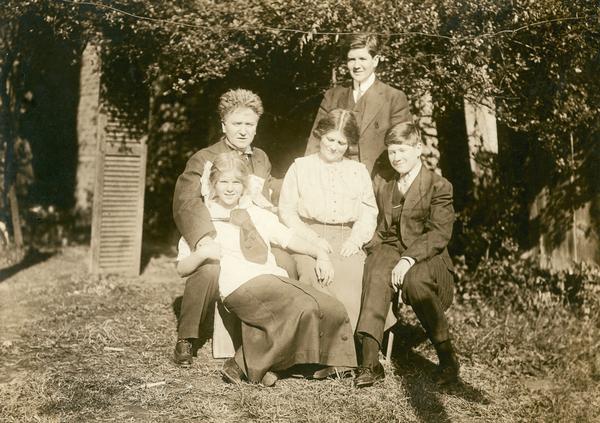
[
  {"xmin": 454, "ymin": 242, "xmax": 600, "ymax": 314},
  {"xmin": 452, "ymin": 152, "xmax": 528, "ymax": 267},
  {"xmin": 22, "ymin": 205, "xmax": 91, "ymax": 248}
]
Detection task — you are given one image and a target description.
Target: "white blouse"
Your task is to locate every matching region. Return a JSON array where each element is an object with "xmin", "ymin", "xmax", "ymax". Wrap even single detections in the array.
[
  {"xmin": 177, "ymin": 201, "xmax": 293, "ymax": 298},
  {"xmin": 278, "ymin": 154, "xmax": 378, "ymax": 247}
]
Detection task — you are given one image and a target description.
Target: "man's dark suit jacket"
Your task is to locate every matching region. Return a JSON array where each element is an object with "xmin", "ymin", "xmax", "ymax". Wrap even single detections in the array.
[
  {"xmin": 369, "ymin": 165, "xmax": 455, "ymax": 272},
  {"xmin": 305, "ymin": 79, "xmax": 411, "ymax": 174},
  {"xmin": 172, "ymin": 138, "xmax": 272, "ymax": 249}
]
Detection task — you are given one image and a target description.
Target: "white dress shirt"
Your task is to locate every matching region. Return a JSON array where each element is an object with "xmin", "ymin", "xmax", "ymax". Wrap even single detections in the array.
[
  {"xmin": 397, "ymin": 161, "xmax": 422, "ymax": 195},
  {"xmin": 279, "ymin": 154, "xmax": 378, "ymax": 247},
  {"xmin": 353, "ymin": 73, "xmax": 376, "ymax": 102}
]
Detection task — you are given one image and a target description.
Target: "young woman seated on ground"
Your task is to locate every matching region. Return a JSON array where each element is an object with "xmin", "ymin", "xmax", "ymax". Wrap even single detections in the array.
[{"xmin": 175, "ymin": 152, "xmax": 357, "ymax": 386}]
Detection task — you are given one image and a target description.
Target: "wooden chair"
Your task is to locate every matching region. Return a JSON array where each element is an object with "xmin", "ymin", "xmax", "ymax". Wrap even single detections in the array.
[
  {"xmin": 384, "ymin": 295, "xmax": 403, "ymax": 361},
  {"xmin": 385, "ymin": 331, "xmax": 395, "ymax": 361}
]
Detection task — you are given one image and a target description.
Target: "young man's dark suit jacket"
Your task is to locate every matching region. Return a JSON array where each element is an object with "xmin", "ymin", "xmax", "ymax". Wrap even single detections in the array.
[
  {"xmin": 305, "ymin": 79, "xmax": 411, "ymax": 174},
  {"xmin": 357, "ymin": 164, "xmax": 455, "ymax": 346},
  {"xmin": 370, "ymin": 165, "xmax": 454, "ymax": 270}
]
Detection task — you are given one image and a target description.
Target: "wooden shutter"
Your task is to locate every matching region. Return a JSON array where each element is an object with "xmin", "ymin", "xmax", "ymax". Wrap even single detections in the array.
[{"xmin": 90, "ymin": 115, "xmax": 147, "ymax": 276}]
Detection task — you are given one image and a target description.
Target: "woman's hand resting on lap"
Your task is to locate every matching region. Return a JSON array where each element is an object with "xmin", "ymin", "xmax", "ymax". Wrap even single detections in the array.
[
  {"xmin": 340, "ymin": 239, "xmax": 360, "ymax": 257},
  {"xmin": 315, "ymin": 254, "xmax": 335, "ymax": 286}
]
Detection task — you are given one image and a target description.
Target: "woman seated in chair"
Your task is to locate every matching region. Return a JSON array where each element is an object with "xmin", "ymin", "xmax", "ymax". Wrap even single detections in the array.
[
  {"xmin": 278, "ymin": 109, "xmax": 378, "ymax": 329},
  {"xmin": 176, "ymin": 152, "xmax": 357, "ymax": 386}
]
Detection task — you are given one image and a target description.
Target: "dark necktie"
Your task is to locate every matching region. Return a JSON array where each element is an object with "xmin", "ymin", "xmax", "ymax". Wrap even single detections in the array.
[
  {"xmin": 237, "ymin": 151, "xmax": 254, "ymax": 173},
  {"xmin": 229, "ymin": 209, "xmax": 268, "ymax": 264}
]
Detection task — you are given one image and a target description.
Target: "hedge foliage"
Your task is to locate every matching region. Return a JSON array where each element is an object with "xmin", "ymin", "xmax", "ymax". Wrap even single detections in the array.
[{"xmin": 1, "ymin": 1, "xmax": 598, "ymax": 265}]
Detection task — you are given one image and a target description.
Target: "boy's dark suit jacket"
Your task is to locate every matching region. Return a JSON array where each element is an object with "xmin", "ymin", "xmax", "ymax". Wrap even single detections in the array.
[
  {"xmin": 368, "ymin": 165, "xmax": 455, "ymax": 272},
  {"xmin": 305, "ymin": 79, "xmax": 410, "ymax": 174},
  {"xmin": 172, "ymin": 138, "xmax": 272, "ymax": 249}
]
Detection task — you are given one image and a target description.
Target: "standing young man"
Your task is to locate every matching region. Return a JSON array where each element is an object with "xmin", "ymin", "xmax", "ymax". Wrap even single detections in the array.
[
  {"xmin": 354, "ymin": 122, "xmax": 459, "ymax": 387},
  {"xmin": 305, "ymin": 34, "xmax": 411, "ymax": 174}
]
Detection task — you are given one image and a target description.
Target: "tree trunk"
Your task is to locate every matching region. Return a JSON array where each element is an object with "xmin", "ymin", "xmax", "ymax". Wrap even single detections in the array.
[
  {"xmin": 0, "ymin": 22, "xmax": 24, "ymax": 244},
  {"xmin": 434, "ymin": 96, "xmax": 472, "ymax": 211}
]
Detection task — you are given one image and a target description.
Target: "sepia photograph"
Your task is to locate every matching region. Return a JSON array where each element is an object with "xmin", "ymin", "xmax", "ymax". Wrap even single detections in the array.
[{"xmin": 1, "ymin": 0, "xmax": 599, "ymax": 421}]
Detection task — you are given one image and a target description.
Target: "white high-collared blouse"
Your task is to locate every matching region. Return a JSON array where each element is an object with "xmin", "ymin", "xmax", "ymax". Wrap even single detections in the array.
[{"xmin": 279, "ymin": 154, "xmax": 378, "ymax": 247}]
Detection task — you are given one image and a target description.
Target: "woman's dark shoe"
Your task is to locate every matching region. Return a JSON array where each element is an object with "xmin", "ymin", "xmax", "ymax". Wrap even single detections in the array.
[
  {"xmin": 221, "ymin": 358, "xmax": 245, "ymax": 384},
  {"xmin": 260, "ymin": 371, "xmax": 278, "ymax": 387},
  {"xmin": 313, "ymin": 366, "xmax": 354, "ymax": 380},
  {"xmin": 353, "ymin": 362, "xmax": 385, "ymax": 388},
  {"xmin": 173, "ymin": 339, "xmax": 193, "ymax": 366}
]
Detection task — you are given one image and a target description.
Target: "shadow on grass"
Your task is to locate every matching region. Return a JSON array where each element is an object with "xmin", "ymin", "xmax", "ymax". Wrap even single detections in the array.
[
  {"xmin": 41, "ymin": 377, "xmax": 123, "ymax": 415},
  {"xmin": 171, "ymin": 295, "xmax": 214, "ymax": 354},
  {"xmin": 385, "ymin": 323, "xmax": 490, "ymax": 422},
  {"xmin": 0, "ymin": 249, "xmax": 55, "ymax": 283}
]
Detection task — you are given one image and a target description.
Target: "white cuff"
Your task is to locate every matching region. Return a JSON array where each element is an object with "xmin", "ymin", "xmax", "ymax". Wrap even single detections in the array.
[{"xmin": 401, "ymin": 256, "xmax": 415, "ymax": 267}]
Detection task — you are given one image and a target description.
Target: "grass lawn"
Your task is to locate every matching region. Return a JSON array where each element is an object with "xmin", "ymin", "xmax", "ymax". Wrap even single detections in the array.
[{"xmin": 1, "ymin": 246, "xmax": 599, "ymax": 422}]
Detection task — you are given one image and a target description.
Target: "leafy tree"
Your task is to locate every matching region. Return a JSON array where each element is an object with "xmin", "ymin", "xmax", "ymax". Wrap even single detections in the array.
[
  {"xmin": 0, "ymin": 0, "xmax": 90, "ymax": 242},
  {"xmin": 2, "ymin": 0, "xmax": 598, "ymax": 257}
]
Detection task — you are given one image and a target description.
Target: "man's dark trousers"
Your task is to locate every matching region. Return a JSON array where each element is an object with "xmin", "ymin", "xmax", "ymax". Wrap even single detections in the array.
[{"xmin": 357, "ymin": 243, "xmax": 454, "ymax": 353}]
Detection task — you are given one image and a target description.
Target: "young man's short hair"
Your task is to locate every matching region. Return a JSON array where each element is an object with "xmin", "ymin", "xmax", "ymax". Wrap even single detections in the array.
[
  {"xmin": 346, "ymin": 34, "xmax": 380, "ymax": 57},
  {"xmin": 384, "ymin": 121, "xmax": 422, "ymax": 147}
]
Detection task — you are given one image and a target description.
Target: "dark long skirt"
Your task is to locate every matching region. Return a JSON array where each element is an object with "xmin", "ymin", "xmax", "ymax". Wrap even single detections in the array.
[{"xmin": 223, "ymin": 274, "xmax": 357, "ymax": 383}]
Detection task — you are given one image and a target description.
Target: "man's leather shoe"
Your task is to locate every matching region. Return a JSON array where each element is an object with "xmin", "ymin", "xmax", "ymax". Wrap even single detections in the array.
[
  {"xmin": 173, "ymin": 339, "xmax": 193, "ymax": 366},
  {"xmin": 354, "ymin": 362, "xmax": 385, "ymax": 388},
  {"xmin": 435, "ymin": 354, "xmax": 460, "ymax": 385},
  {"xmin": 221, "ymin": 358, "xmax": 245, "ymax": 384}
]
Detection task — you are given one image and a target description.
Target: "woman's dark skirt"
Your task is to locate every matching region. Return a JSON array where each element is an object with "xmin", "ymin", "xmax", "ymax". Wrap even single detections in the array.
[{"xmin": 223, "ymin": 274, "xmax": 358, "ymax": 383}]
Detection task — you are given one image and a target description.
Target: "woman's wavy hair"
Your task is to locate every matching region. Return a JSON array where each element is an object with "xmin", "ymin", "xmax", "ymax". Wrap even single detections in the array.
[
  {"xmin": 312, "ymin": 109, "xmax": 360, "ymax": 157},
  {"xmin": 218, "ymin": 88, "xmax": 264, "ymax": 120}
]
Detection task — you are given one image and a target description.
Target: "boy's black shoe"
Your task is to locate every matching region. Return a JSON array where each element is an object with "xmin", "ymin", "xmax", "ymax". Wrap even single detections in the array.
[{"xmin": 434, "ymin": 340, "xmax": 460, "ymax": 385}]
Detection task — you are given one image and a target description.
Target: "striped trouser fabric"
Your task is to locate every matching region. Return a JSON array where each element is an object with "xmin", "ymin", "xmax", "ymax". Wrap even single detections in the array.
[{"xmin": 356, "ymin": 243, "xmax": 454, "ymax": 346}]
